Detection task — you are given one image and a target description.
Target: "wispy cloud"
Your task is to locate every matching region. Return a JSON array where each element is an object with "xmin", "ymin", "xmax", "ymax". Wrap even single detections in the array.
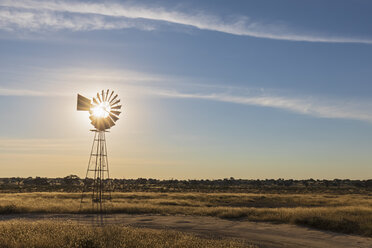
[
  {"xmin": 2, "ymin": 65, "xmax": 372, "ymax": 123},
  {"xmin": 0, "ymin": 66, "xmax": 167, "ymax": 97},
  {"xmin": 0, "ymin": 87, "xmax": 68, "ymax": 96},
  {"xmin": 0, "ymin": 7, "xmax": 155, "ymax": 32},
  {"xmin": 1, "ymin": 0, "xmax": 372, "ymax": 44},
  {"xmin": 152, "ymin": 89, "xmax": 372, "ymax": 123}
]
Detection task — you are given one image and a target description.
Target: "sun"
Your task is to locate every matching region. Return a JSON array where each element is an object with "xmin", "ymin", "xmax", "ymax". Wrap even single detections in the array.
[{"xmin": 91, "ymin": 101, "xmax": 111, "ymax": 118}]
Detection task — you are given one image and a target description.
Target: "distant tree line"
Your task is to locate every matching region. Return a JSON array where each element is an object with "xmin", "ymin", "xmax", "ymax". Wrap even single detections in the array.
[{"xmin": 0, "ymin": 176, "xmax": 370, "ymax": 194}]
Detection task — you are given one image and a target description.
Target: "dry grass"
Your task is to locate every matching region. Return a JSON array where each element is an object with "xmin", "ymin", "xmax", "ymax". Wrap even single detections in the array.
[
  {"xmin": 0, "ymin": 220, "xmax": 253, "ymax": 248},
  {"xmin": 0, "ymin": 192, "xmax": 371, "ymax": 236}
]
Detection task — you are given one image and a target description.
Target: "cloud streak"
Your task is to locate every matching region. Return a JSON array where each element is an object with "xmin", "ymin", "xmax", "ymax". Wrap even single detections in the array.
[
  {"xmin": 1, "ymin": 64, "xmax": 370, "ymax": 123},
  {"xmin": 0, "ymin": 88, "xmax": 60, "ymax": 96},
  {"xmin": 1, "ymin": 0, "xmax": 372, "ymax": 44},
  {"xmin": 2, "ymin": 79, "xmax": 372, "ymax": 123},
  {"xmin": 152, "ymin": 89, "xmax": 372, "ymax": 123}
]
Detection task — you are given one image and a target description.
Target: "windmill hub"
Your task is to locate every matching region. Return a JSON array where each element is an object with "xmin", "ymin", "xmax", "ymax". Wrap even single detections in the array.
[{"xmin": 92, "ymin": 101, "xmax": 111, "ymax": 118}]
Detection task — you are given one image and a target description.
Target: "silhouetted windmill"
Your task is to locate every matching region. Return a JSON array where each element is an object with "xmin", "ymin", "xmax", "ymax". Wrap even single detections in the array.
[{"xmin": 77, "ymin": 90, "xmax": 122, "ymax": 213}]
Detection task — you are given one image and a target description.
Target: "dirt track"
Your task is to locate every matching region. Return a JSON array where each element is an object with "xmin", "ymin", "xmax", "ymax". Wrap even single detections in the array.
[{"xmin": 1, "ymin": 214, "xmax": 371, "ymax": 248}]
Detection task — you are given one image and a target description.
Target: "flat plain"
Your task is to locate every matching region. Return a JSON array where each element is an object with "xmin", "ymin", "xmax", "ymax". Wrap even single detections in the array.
[
  {"xmin": 0, "ymin": 191, "xmax": 371, "ymax": 246},
  {"xmin": 0, "ymin": 177, "xmax": 371, "ymax": 248}
]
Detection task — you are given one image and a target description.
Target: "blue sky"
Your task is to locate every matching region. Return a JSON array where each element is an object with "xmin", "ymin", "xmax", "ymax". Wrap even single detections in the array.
[{"xmin": 0, "ymin": 0, "xmax": 372, "ymax": 179}]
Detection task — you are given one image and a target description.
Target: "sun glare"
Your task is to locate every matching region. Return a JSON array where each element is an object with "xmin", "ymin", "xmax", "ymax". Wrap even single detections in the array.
[{"xmin": 91, "ymin": 101, "xmax": 111, "ymax": 118}]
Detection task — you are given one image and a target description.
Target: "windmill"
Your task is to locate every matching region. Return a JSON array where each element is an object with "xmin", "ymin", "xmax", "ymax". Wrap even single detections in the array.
[{"xmin": 77, "ymin": 89, "xmax": 122, "ymax": 213}]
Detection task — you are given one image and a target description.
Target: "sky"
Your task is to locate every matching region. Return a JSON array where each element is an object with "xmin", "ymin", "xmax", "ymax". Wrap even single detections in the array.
[{"xmin": 0, "ymin": 0, "xmax": 372, "ymax": 179}]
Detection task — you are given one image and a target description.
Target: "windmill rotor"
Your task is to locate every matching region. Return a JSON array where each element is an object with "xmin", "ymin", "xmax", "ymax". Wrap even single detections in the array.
[{"xmin": 77, "ymin": 89, "xmax": 122, "ymax": 131}]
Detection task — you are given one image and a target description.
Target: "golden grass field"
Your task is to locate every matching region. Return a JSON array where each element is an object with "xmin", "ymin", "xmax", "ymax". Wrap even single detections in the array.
[
  {"xmin": 0, "ymin": 192, "xmax": 371, "ymax": 237},
  {"xmin": 0, "ymin": 220, "xmax": 254, "ymax": 248}
]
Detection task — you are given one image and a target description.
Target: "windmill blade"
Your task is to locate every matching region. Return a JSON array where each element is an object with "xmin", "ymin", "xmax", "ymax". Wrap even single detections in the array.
[
  {"xmin": 96, "ymin": 118, "xmax": 105, "ymax": 131},
  {"xmin": 103, "ymin": 116, "xmax": 115, "ymax": 129},
  {"xmin": 105, "ymin": 89, "xmax": 109, "ymax": 102},
  {"xmin": 101, "ymin": 90, "xmax": 105, "ymax": 101},
  {"xmin": 107, "ymin": 91, "xmax": 114, "ymax": 102},
  {"xmin": 111, "ymin": 110, "xmax": 121, "ymax": 116},
  {"xmin": 111, "ymin": 105, "xmax": 121, "ymax": 110},
  {"xmin": 97, "ymin": 92, "xmax": 102, "ymax": 103},
  {"xmin": 107, "ymin": 117, "xmax": 116, "ymax": 128},
  {"xmin": 77, "ymin": 94, "xmax": 91, "ymax": 111},
  {"xmin": 111, "ymin": 99, "xmax": 120, "ymax": 106},
  {"xmin": 110, "ymin": 94, "xmax": 118, "ymax": 104},
  {"xmin": 103, "ymin": 117, "xmax": 111, "ymax": 129},
  {"xmin": 92, "ymin": 97, "xmax": 99, "ymax": 105},
  {"xmin": 91, "ymin": 117, "xmax": 105, "ymax": 131},
  {"xmin": 109, "ymin": 113, "xmax": 119, "ymax": 122},
  {"xmin": 89, "ymin": 115, "xmax": 97, "ymax": 121},
  {"xmin": 91, "ymin": 119, "xmax": 97, "ymax": 128}
]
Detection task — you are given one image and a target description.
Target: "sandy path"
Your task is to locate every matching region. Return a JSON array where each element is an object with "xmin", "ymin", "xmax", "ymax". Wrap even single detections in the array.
[{"xmin": 1, "ymin": 214, "xmax": 371, "ymax": 248}]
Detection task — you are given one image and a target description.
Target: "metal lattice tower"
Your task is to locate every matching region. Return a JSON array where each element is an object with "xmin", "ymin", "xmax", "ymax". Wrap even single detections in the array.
[{"xmin": 80, "ymin": 130, "xmax": 112, "ymax": 213}]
